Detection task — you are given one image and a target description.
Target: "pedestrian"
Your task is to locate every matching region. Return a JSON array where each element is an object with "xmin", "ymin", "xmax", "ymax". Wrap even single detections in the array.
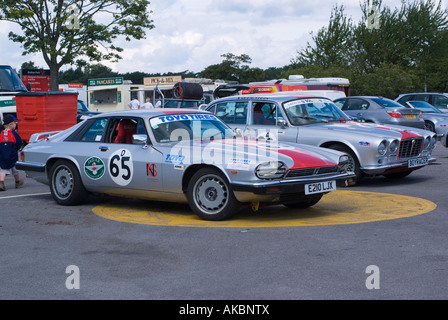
[
  {"xmin": 0, "ymin": 115, "xmax": 4, "ymax": 131},
  {"xmin": 141, "ymin": 98, "xmax": 154, "ymax": 109},
  {"xmin": 128, "ymin": 98, "xmax": 140, "ymax": 110},
  {"xmin": 0, "ymin": 115, "xmax": 24, "ymax": 191},
  {"xmin": 154, "ymin": 100, "xmax": 162, "ymax": 108}
]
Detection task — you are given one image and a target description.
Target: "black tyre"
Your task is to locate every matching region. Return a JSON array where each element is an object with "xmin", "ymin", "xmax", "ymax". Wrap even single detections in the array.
[
  {"xmin": 424, "ymin": 121, "xmax": 435, "ymax": 133},
  {"xmin": 49, "ymin": 160, "xmax": 88, "ymax": 205},
  {"xmin": 187, "ymin": 167, "xmax": 240, "ymax": 220},
  {"xmin": 173, "ymin": 82, "xmax": 204, "ymax": 99},
  {"xmin": 283, "ymin": 193, "xmax": 323, "ymax": 209},
  {"xmin": 328, "ymin": 144, "xmax": 361, "ymax": 185}
]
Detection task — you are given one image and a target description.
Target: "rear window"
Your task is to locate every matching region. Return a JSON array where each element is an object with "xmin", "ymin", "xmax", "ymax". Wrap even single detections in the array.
[{"xmin": 371, "ymin": 98, "xmax": 403, "ymax": 108}]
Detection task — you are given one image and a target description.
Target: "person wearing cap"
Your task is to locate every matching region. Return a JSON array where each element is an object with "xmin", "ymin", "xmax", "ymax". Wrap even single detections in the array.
[{"xmin": 0, "ymin": 115, "xmax": 24, "ymax": 191}]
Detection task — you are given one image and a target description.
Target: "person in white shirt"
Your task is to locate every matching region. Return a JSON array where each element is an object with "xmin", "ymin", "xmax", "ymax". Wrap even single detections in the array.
[
  {"xmin": 141, "ymin": 98, "xmax": 154, "ymax": 109},
  {"xmin": 128, "ymin": 98, "xmax": 140, "ymax": 110},
  {"xmin": 154, "ymin": 100, "xmax": 162, "ymax": 108}
]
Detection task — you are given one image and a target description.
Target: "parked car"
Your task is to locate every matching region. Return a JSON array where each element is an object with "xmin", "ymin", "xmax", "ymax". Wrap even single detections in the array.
[
  {"xmin": 204, "ymin": 94, "xmax": 438, "ymax": 183},
  {"xmin": 403, "ymin": 100, "xmax": 448, "ymax": 133},
  {"xmin": 395, "ymin": 92, "xmax": 448, "ymax": 113},
  {"xmin": 333, "ymin": 96, "xmax": 425, "ymax": 129},
  {"xmin": 77, "ymin": 100, "xmax": 101, "ymax": 122},
  {"xmin": 162, "ymin": 99, "xmax": 205, "ymax": 109},
  {"xmin": 16, "ymin": 109, "xmax": 355, "ymax": 221}
]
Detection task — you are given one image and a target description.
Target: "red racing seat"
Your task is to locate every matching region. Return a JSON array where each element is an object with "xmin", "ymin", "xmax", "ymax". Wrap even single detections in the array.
[{"xmin": 114, "ymin": 119, "xmax": 137, "ymax": 144}]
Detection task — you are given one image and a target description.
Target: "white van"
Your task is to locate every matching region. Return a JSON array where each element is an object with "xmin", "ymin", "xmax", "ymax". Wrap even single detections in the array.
[{"xmin": 0, "ymin": 65, "xmax": 28, "ymax": 120}]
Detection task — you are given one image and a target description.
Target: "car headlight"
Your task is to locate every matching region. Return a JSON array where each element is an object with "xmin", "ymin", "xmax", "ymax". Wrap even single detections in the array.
[
  {"xmin": 255, "ymin": 161, "xmax": 286, "ymax": 179},
  {"xmin": 378, "ymin": 140, "xmax": 387, "ymax": 155},
  {"xmin": 424, "ymin": 136, "xmax": 431, "ymax": 149},
  {"xmin": 338, "ymin": 155, "xmax": 350, "ymax": 173},
  {"xmin": 430, "ymin": 135, "xmax": 437, "ymax": 149},
  {"xmin": 389, "ymin": 139, "xmax": 399, "ymax": 153}
]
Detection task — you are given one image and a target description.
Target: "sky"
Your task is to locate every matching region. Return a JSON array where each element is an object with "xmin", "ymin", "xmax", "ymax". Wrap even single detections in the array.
[{"xmin": 0, "ymin": 0, "xmax": 444, "ymax": 76}]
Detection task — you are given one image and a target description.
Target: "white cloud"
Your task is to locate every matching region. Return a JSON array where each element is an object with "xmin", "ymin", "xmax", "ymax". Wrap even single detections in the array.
[{"xmin": 0, "ymin": 0, "xmax": 444, "ymax": 76}]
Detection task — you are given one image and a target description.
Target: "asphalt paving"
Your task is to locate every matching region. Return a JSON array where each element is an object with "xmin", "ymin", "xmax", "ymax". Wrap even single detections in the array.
[{"xmin": 1, "ymin": 142, "xmax": 447, "ymax": 304}]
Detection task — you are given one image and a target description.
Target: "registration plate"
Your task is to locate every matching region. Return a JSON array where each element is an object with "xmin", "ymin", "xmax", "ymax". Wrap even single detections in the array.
[
  {"xmin": 305, "ymin": 180, "xmax": 336, "ymax": 195},
  {"xmin": 408, "ymin": 157, "xmax": 428, "ymax": 168},
  {"xmin": 405, "ymin": 115, "xmax": 416, "ymax": 119}
]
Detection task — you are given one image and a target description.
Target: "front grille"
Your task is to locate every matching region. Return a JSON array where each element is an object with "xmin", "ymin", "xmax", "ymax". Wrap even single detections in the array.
[
  {"xmin": 399, "ymin": 138, "xmax": 423, "ymax": 159},
  {"xmin": 285, "ymin": 165, "xmax": 339, "ymax": 179}
]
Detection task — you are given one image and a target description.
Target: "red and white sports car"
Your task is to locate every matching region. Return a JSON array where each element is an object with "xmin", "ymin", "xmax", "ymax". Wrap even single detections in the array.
[{"xmin": 16, "ymin": 109, "xmax": 355, "ymax": 220}]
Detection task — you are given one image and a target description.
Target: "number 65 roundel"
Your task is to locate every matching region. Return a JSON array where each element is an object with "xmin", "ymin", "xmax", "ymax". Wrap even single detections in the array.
[{"xmin": 108, "ymin": 149, "xmax": 133, "ymax": 186}]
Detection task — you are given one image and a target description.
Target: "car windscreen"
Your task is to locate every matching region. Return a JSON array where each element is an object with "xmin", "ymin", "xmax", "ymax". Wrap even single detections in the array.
[
  {"xmin": 149, "ymin": 114, "xmax": 235, "ymax": 143},
  {"xmin": 0, "ymin": 66, "xmax": 27, "ymax": 92},
  {"xmin": 408, "ymin": 101, "xmax": 440, "ymax": 113},
  {"xmin": 283, "ymin": 98, "xmax": 348, "ymax": 124}
]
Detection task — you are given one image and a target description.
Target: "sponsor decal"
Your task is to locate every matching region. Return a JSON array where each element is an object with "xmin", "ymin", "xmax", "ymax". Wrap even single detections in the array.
[
  {"xmin": 84, "ymin": 157, "xmax": 105, "ymax": 180},
  {"xmin": 147, "ymin": 163, "xmax": 157, "ymax": 177},
  {"xmin": 108, "ymin": 149, "xmax": 133, "ymax": 186},
  {"xmin": 359, "ymin": 141, "xmax": 371, "ymax": 146},
  {"xmin": 227, "ymin": 158, "xmax": 252, "ymax": 170},
  {"xmin": 152, "ymin": 114, "xmax": 218, "ymax": 127},
  {"xmin": 165, "ymin": 154, "xmax": 185, "ymax": 164}
]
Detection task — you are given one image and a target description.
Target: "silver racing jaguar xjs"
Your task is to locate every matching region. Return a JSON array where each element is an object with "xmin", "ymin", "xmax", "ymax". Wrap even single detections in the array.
[{"xmin": 16, "ymin": 109, "xmax": 355, "ymax": 220}]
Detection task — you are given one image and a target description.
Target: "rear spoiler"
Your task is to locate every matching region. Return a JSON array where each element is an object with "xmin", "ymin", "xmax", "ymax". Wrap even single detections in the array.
[{"xmin": 29, "ymin": 131, "xmax": 61, "ymax": 143}]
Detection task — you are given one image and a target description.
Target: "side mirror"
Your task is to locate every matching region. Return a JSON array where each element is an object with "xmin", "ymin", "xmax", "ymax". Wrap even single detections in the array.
[
  {"xmin": 132, "ymin": 134, "xmax": 149, "ymax": 148},
  {"xmin": 233, "ymin": 128, "xmax": 243, "ymax": 137},
  {"xmin": 277, "ymin": 119, "xmax": 287, "ymax": 129}
]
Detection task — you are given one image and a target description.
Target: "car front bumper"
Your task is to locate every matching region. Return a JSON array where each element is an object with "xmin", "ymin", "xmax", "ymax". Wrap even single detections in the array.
[
  {"xmin": 230, "ymin": 172, "xmax": 356, "ymax": 196},
  {"xmin": 360, "ymin": 156, "xmax": 437, "ymax": 175}
]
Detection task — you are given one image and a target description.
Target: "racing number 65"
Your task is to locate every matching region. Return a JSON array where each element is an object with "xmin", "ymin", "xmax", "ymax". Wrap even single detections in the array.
[{"xmin": 109, "ymin": 149, "xmax": 133, "ymax": 186}]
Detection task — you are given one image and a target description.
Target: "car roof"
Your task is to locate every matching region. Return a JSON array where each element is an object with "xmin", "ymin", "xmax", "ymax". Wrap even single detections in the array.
[
  {"xmin": 399, "ymin": 92, "xmax": 448, "ymax": 95},
  {"xmin": 92, "ymin": 108, "xmax": 210, "ymax": 119},
  {"xmin": 213, "ymin": 93, "xmax": 331, "ymax": 102},
  {"xmin": 337, "ymin": 96, "xmax": 390, "ymax": 100}
]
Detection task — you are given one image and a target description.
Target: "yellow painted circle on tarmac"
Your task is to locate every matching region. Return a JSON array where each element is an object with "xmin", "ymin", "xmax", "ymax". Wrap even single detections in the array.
[{"xmin": 92, "ymin": 190, "xmax": 436, "ymax": 228}]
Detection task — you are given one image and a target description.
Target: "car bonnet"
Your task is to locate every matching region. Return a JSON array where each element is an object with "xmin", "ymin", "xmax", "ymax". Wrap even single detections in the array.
[{"xmin": 322, "ymin": 121, "xmax": 424, "ymax": 140}]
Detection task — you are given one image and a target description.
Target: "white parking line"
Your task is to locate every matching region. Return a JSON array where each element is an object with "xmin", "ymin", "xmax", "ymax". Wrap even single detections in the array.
[{"xmin": 0, "ymin": 192, "xmax": 51, "ymax": 200}]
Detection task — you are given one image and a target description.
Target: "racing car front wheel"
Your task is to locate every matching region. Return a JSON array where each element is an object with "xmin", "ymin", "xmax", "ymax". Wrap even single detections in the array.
[
  {"xmin": 49, "ymin": 160, "xmax": 88, "ymax": 206},
  {"xmin": 187, "ymin": 167, "xmax": 240, "ymax": 221}
]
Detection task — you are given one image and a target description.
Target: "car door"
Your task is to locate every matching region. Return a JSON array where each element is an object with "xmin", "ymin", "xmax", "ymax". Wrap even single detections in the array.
[
  {"xmin": 341, "ymin": 98, "xmax": 369, "ymax": 121},
  {"xmin": 431, "ymin": 94, "xmax": 448, "ymax": 113},
  {"xmin": 70, "ymin": 116, "xmax": 163, "ymax": 195},
  {"xmin": 208, "ymin": 100, "xmax": 249, "ymax": 132},
  {"xmin": 244, "ymin": 100, "xmax": 290, "ymax": 141}
]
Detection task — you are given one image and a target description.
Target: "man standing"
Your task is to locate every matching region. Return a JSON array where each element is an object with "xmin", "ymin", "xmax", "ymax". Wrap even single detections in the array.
[
  {"xmin": 141, "ymin": 98, "xmax": 154, "ymax": 109},
  {"xmin": 128, "ymin": 98, "xmax": 140, "ymax": 110}
]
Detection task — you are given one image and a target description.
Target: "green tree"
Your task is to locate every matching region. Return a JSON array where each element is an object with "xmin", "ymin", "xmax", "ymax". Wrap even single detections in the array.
[
  {"xmin": 350, "ymin": 63, "xmax": 419, "ymax": 97},
  {"xmin": 199, "ymin": 53, "xmax": 265, "ymax": 83},
  {"xmin": 292, "ymin": 5, "xmax": 354, "ymax": 69},
  {"xmin": 0, "ymin": 0, "xmax": 154, "ymax": 91}
]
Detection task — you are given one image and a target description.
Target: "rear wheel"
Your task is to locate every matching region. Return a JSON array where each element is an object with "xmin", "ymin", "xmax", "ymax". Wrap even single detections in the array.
[
  {"xmin": 49, "ymin": 160, "xmax": 88, "ymax": 205},
  {"xmin": 283, "ymin": 193, "xmax": 323, "ymax": 209},
  {"xmin": 187, "ymin": 167, "xmax": 240, "ymax": 220}
]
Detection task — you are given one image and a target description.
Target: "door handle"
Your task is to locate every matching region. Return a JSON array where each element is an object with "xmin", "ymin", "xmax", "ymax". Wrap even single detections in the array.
[{"xmin": 99, "ymin": 145, "xmax": 109, "ymax": 152}]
